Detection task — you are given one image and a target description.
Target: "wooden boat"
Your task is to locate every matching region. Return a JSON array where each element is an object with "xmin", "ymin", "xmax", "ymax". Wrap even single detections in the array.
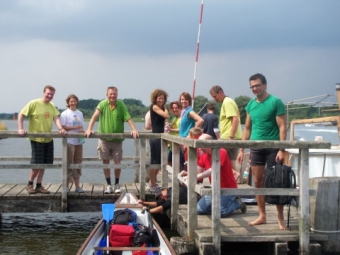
[{"xmin": 77, "ymin": 192, "xmax": 176, "ymax": 255}]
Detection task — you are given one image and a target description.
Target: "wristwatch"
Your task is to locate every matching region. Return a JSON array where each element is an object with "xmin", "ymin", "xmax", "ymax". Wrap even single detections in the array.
[{"xmin": 229, "ymin": 135, "xmax": 234, "ymax": 139}]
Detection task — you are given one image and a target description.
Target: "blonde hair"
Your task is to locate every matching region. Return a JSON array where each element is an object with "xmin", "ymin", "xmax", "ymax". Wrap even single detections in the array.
[{"xmin": 189, "ymin": 127, "xmax": 203, "ymax": 138}]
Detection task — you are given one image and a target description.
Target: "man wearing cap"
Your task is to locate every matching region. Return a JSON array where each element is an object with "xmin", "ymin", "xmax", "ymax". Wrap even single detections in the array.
[{"xmin": 137, "ymin": 185, "xmax": 188, "ymax": 214}]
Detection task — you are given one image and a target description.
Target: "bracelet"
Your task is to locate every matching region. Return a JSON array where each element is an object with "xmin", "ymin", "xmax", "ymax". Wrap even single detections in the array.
[{"xmin": 229, "ymin": 135, "xmax": 234, "ymax": 139}]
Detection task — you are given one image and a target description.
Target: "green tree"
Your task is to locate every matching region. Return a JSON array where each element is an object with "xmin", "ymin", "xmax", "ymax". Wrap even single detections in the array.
[
  {"xmin": 193, "ymin": 95, "xmax": 209, "ymax": 113},
  {"xmin": 235, "ymin": 96, "xmax": 251, "ymax": 124}
]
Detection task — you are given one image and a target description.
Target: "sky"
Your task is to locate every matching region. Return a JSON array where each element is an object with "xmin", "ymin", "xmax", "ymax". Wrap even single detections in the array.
[{"xmin": 1, "ymin": 0, "xmax": 340, "ymax": 113}]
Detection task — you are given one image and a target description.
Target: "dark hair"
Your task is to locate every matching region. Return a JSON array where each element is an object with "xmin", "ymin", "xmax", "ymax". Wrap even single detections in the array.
[
  {"xmin": 65, "ymin": 94, "xmax": 79, "ymax": 108},
  {"xmin": 170, "ymin": 101, "xmax": 181, "ymax": 109},
  {"xmin": 207, "ymin": 103, "xmax": 215, "ymax": 111},
  {"xmin": 209, "ymin": 85, "xmax": 223, "ymax": 94},
  {"xmin": 179, "ymin": 92, "xmax": 192, "ymax": 106},
  {"xmin": 249, "ymin": 73, "xmax": 267, "ymax": 85},
  {"xmin": 150, "ymin": 89, "xmax": 168, "ymax": 105}
]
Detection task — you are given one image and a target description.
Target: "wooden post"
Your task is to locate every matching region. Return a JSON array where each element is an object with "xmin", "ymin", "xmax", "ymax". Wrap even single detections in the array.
[
  {"xmin": 161, "ymin": 138, "xmax": 168, "ymax": 187},
  {"xmin": 171, "ymin": 142, "xmax": 181, "ymax": 230},
  {"xmin": 187, "ymin": 146, "xmax": 197, "ymax": 239},
  {"xmin": 139, "ymin": 138, "xmax": 146, "ymax": 200},
  {"xmin": 134, "ymin": 139, "xmax": 139, "ymax": 183},
  {"xmin": 61, "ymin": 137, "xmax": 68, "ymax": 212},
  {"xmin": 211, "ymin": 148, "xmax": 221, "ymax": 255},
  {"xmin": 299, "ymin": 148, "xmax": 310, "ymax": 255},
  {"xmin": 310, "ymin": 177, "xmax": 340, "ymax": 253}
]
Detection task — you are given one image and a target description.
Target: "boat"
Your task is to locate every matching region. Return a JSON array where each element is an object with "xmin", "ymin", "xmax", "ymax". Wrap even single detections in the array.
[
  {"xmin": 77, "ymin": 192, "xmax": 176, "ymax": 255},
  {"xmin": 286, "ymin": 84, "xmax": 340, "ymax": 181}
]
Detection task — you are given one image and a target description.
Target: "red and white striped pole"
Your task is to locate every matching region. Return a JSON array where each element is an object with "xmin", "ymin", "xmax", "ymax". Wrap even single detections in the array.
[{"xmin": 192, "ymin": 0, "xmax": 204, "ymax": 108}]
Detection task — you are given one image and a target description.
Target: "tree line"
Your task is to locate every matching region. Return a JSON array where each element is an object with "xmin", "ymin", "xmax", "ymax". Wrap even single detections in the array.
[{"xmin": 0, "ymin": 96, "xmax": 337, "ymax": 124}]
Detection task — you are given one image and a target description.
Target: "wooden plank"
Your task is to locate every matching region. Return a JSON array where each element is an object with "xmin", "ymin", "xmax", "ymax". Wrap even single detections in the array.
[
  {"xmin": 2, "ymin": 184, "xmax": 26, "ymax": 197},
  {"xmin": 125, "ymin": 183, "xmax": 138, "ymax": 195},
  {"xmin": 0, "ymin": 184, "xmax": 17, "ymax": 196}
]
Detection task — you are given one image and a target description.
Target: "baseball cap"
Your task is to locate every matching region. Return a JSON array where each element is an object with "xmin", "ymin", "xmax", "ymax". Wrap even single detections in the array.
[{"xmin": 155, "ymin": 187, "xmax": 165, "ymax": 199}]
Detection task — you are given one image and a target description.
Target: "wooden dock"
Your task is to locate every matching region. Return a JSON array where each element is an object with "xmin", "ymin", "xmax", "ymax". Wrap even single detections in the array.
[
  {"xmin": 0, "ymin": 182, "xmax": 157, "ymax": 213},
  {"xmin": 176, "ymin": 204, "xmax": 328, "ymax": 255}
]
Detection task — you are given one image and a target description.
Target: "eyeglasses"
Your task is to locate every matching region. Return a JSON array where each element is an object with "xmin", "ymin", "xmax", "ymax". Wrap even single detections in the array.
[{"xmin": 249, "ymin": 84, "xmax": 264, "ymax": 90}]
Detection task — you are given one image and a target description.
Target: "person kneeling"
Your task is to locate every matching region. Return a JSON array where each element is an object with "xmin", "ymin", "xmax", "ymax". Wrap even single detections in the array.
[{"xmin": 181, "ymin": 134, "xmax": 247, "ymax": 217}]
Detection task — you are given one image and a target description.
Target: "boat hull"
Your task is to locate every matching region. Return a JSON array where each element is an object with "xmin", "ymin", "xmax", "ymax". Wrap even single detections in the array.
[{"xmin": 77, "ymin": 192, "xmax": 176, "ymax": 255}]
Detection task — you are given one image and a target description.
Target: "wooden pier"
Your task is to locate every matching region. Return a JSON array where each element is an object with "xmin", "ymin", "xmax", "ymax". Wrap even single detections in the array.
[
  {"xmin": 0, "ymin": 182, "xmax": 157, "ymax": 213},
  {"xmin": 0, "ymin": 130, "xmax": 333, "ymax": 255}
]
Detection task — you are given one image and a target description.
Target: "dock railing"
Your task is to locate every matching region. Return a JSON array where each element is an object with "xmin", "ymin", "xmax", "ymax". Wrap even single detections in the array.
[
  {"xmin": 0, "ymin": 130, "xmax": 332, "ymax": 255},
  {"xmin": 160, "ymin": 133, "xmax": 331, "ymax": 255}
]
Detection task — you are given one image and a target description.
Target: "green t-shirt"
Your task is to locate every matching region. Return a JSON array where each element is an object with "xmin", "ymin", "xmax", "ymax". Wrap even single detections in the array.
[
  {"xmin": 97, "ymin": 99, "xmax": 131, "ymax": 142},
  {"xmin": 245, "ymin": 95, "xmax": 286, "ymax": 140},
  {"xmin": 20, "ymin": 99, "xmax": 60, "ymax": 143},
  {"xmin": 219, "ymin": 97, "xmax": 242, "ymax": 140}
]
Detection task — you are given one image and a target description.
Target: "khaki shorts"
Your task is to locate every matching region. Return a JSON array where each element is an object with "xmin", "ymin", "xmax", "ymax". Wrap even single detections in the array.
[
  {"xmin": 67, "ymin": 144, "xmax": 83, "ymax": 178},
  {"xmin": 97, "ymin": 139, "xmax": 123, "ymax": 162},
  {"xmin": 226, "ymin": 148, "xmax": 238, "ymax": 161}
]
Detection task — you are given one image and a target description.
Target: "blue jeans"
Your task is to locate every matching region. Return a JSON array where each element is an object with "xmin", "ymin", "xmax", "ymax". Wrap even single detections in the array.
[{"xmin": 197, "ymin": 195, "xmax": 240, "ymax": 217}]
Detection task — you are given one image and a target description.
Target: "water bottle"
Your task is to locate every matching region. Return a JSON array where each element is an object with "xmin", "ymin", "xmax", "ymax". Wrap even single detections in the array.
[
  {"xmin": 243, "ymin": 163, "xmax": 250, "ymax": 181},
  {"xmin": 164, "ymin": 122, "xmax": 170, "ymax": 133}
]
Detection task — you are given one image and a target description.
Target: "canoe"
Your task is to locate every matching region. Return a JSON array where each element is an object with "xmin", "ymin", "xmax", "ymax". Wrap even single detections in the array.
[{"xmin": 77, "ymin": 192, "xmax": 176, "ymax": 255}]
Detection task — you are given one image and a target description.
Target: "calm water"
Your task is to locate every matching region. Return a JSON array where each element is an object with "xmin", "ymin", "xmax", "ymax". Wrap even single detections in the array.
[
  {"xmin": 0, "ymin": 120, "xmax": 144, "ymax": 255},
  {"xmin": 0, "ymin": 120, "xmax": 144, "ymax": 184}
]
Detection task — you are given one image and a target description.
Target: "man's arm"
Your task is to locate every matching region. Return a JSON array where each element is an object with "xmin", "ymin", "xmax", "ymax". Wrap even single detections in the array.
[
  {"xmin": 237, "ymin": 113, "xmax": 252, "ymax": 164},
  {"xmin": 17, "ymin": 112, "xmax": 26, "ymax": 136},
  {"xmin": 53, "ymin": 116, "xmax": 67, "ymax": 135},
  {"xmin": 85, "ymin": 109, "xmax": 100, "ymax": 137},
  {"xmin": 127, "ymin": 118, "xmax": 139, "ymax": 139},
  {"xmin": 229, "ymin": 116, "xmax": 239, "ymax": 139},
  {"xmin": 275, "ymin": 114, "xmax": 287, "ymax": 161}
]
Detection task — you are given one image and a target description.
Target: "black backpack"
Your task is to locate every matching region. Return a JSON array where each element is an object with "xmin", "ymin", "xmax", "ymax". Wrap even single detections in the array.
[
  {"xmin": 264, "ymin": 162, "xmax": 297, "ymax": 206},
  {"xmin": 111, "ymin": 209, "xmax": 137, "ymax": 225}
]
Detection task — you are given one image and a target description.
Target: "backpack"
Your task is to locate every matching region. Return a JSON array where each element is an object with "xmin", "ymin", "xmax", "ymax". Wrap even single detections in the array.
[
  {"xmin": 112, "ymin": 208, "xmax": 137, "ymax": 225},
  {"xmin": 264, "ymin": 162, "xmax": 297, "ymax": 206}
]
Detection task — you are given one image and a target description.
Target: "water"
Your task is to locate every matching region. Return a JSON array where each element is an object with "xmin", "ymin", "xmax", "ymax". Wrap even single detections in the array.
[
  {"xmin": 0, "ymin": 120, "xmax": 144, "ymax": 183},
  {"xmin": 0, "ymin": 120, "xmax": 144, "ymax": 255}
]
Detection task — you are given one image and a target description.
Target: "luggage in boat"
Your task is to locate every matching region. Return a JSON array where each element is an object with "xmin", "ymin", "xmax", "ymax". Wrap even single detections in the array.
[
  {"xmin": 109, "ymin": 224, "xmax": 135, "ymax": 247},
  {"xmin": 112, "ymin": 208, "xmax": 137, "ymax": 225}
]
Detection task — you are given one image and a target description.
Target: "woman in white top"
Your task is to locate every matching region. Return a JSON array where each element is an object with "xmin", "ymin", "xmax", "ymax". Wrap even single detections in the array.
[{"xmin": 60, "ymin": 94, "xmax": 85, "ymax": 193}]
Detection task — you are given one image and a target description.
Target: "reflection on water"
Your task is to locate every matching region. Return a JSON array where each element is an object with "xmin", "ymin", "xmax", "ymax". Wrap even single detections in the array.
[{"xmin": 0, "ymin": 212, "xmax": 101, "ymax": 255}]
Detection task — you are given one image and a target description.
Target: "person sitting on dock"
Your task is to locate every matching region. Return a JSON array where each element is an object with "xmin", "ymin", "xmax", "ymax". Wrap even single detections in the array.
[
  {"xmin": 18, "ymin": 85, "xmax": 67, "ymax": 194},
  {"xmin": 137, "ymin": 184, "xmax": 188, "ymax": 214},
  {"xmin": 237, "ymin": 73, "xmax": 287, "ymax": 230},
  {"xmin": 85, "ymin": 86, "xmax": 139, "ymax": 194},
  {"xmin": 181, "ymin": 134, "xmax": 247, "ymax": 217}
]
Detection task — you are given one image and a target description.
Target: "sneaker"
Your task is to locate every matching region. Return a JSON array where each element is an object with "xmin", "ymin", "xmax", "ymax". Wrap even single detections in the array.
[
  {"xmin": 75, "ymin": 187, "xmax": 84, "ymax": 193},
  {"xmin": 26, "ymin": 184, "xmax": 36, "ymax": 194},
  {"xmin": 104, "ymin": 185, "xmax": 113, "ymax": 194},
  {"xmin": 149, "ymin": 185, "xmax": 161, "ymax": 194},
  {"xmin": 35, "ymin": 186, "xmax": 50, "ymax": 194},
  {"xmin": 237, "ymin": 197, "xmax": 247, "ymax": 213},
  {"xmin": 114, "ymin": 184, "xmax": 121, "ymax": 194}
]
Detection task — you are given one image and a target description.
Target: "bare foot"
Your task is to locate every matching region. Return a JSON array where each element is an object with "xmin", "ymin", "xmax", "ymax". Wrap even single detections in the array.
[
  {"xmin": 233, "ymin": 170, "xmax": 240, "ymax": 180},
  {"xmin": 278, "ymin": 218, "xmax": 287, "ymax": 230},
  {"xmin": 249, "ymin": 216, "xmax": 267, "ymax": 226}
]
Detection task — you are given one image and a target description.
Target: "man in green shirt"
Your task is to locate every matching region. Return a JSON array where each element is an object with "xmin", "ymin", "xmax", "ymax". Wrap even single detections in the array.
[
  {"xmin": 85, "ymin": 87, "xmax": 139, "ymax": 194},
  {"xmin": 237, "ymin": 73, "xmax": 287, "ymax": 230}
]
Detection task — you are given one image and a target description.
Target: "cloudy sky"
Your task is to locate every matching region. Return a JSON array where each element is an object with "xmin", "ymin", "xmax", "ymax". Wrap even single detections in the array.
[{"xmin": 1, "ymin": 0, "xmax": 339, "ymax": 113}]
